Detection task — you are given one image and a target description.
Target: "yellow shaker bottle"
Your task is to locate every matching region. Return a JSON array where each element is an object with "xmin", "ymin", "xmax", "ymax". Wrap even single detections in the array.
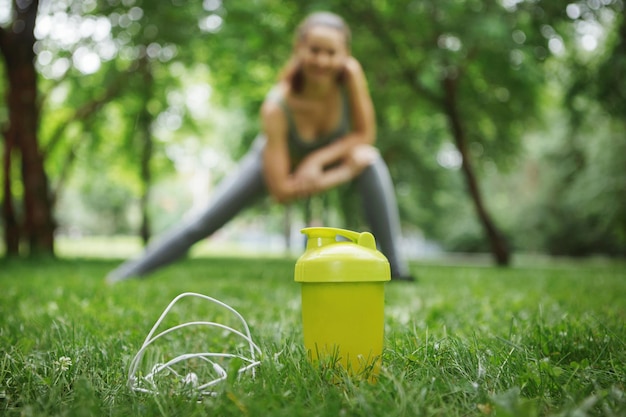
[{"xmin": 294, "ymin": 227, "xmax": 391, "ymax": 378}]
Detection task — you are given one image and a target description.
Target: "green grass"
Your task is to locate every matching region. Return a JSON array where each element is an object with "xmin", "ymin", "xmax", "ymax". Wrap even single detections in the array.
[{"xmin": 1, "ymin": 255, "xmax": 625, "ymax": 416}]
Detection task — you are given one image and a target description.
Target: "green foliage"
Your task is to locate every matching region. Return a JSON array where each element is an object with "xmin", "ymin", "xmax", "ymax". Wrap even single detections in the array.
[
  {"xmin": 3, "ymin": 0, "xmax": 625, "ymax": 257},
  {"xmin": 1, "ymin": 256, "xmax": 625, "ymax": 416},
  {"xmin": 512, "ymin": 112, "xmax": 626, "ymax": 256}
]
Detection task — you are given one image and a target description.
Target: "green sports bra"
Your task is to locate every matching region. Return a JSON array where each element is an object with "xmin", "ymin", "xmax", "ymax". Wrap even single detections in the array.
[{"xmin": 267, "ymin": 86, "xmax": 351, "ymax": 167}]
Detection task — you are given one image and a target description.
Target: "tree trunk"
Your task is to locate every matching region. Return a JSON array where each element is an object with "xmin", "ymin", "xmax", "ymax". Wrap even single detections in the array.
[
  {"xmin": 0, "ymin": 0, "xmax": 55, "ymax": 257},
  {"xmin": 442, "ymin": 76, "xmax": 510, "ymax": 265},
  {"xmin": 138, "ymin": 57, "xmax": 153, "ymax": 245},
  {"xmin": 138, "ymin": 124, "xmax": 153, "ymax": 246},
  {"xmin": 2, "ymin": 130, "xmax": 19, "ymax": 255}
]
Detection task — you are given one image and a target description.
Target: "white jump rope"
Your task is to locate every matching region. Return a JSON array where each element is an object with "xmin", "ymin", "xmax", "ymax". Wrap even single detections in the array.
[{"xmin": 128, "ymin": 292, "xmax": 262, "ymax": 396}]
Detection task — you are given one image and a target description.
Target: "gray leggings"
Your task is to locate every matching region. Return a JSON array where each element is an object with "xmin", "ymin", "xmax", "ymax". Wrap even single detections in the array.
[{"xmin": 106, "ymin": 136, "xmax": 410, "ymax": 282}]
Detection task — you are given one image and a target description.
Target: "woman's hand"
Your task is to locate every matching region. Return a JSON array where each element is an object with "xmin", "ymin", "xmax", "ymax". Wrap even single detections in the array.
[
  {"xmin": 292, "ymin": 157, "xmax": 325, "ymax": 195},
  {"xmin": 345, "ymin": 144, "xmax": 379, "ymax": 175},
  {"xmin": 291, "ymin": 143, "xmax": 379, "ymax": 197}
]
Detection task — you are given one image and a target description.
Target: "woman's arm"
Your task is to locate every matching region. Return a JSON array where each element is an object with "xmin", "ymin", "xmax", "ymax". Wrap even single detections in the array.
[{"xmin": 261, "ymin": 96, "xmax": 306, "ymax": 204}]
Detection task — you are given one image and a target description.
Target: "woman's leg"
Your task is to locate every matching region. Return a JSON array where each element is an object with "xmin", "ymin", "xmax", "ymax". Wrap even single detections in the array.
[
  {"xmin": 355, "ymin": 155, "xmax": 414, "ymax": 281},
  {"xmin": 106, "ymin": 137, "xmax": 267, "ymax": 283}
]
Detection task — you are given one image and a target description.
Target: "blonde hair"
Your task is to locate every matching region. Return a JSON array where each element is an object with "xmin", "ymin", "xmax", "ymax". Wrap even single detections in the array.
[{"xmin": 280, "ymin": 12, "xmax": 351, "ymax": 93}]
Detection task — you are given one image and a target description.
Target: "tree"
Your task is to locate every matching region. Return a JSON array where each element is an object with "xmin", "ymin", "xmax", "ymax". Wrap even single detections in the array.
[
  {"xmin": 1, "ymin": 0, "xmax": 220, "ymax": 255},
  {"xmin": 0, "ymin": 0, "xmax": 55, "ymax": 257},
  {"xmin": 522, "ymin": 1, "xmax": 626, "ymax": 256},
  {"xmin": 337, "ymin": 0, "xmax": 549, "ymax": 265}
]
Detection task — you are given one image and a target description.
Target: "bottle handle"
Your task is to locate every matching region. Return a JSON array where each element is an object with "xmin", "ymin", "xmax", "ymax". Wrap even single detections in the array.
[{"xmin": 301, "ymin": 227, "xmax": 377, "ymax": 250}]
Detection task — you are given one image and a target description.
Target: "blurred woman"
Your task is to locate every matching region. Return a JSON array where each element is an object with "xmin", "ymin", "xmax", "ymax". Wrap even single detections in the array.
[{"xmin": 106, "ymin": 11, "xmax": 414, "ymax": 283}]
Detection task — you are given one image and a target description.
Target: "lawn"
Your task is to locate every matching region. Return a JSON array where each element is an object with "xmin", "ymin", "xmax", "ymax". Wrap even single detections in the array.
[{"xmin": 1, "ymin": 254, "xmax": 625, "ymax": 416}]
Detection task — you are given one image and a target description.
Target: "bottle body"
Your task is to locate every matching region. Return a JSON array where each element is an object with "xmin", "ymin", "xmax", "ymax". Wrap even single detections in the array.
[
  {"xmin": 294, "ymin": 227, "xmax": 390, "ymax": 379},
  {"xmin": 301, "ymin": 281, "xmax": 385, "ymax": 377}
]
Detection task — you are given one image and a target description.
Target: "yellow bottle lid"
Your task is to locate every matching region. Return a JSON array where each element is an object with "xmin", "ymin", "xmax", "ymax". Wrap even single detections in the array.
[{"xmin": 294, "ymin": 227, "xmax": 391, "ymax": 283}]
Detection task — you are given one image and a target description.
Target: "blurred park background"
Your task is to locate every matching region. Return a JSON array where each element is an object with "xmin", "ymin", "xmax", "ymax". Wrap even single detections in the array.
[{"xmin": 1, "ymin": 0, "xmax": 625, "ymax": 265}]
